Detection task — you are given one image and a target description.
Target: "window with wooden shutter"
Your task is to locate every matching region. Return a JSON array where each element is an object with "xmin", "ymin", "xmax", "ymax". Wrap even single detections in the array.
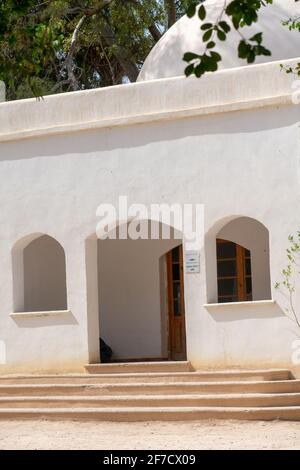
[{"xmin": 217, "ymin": 239, "xmax": 253, "ymax": 303}]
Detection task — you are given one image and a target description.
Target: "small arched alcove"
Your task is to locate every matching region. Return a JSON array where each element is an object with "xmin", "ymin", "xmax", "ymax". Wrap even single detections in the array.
[
  {"xmin": 206, "ymin": 217, "xmax": 271, "ymax": 304},
  {"xmin": 12, "ymin": 234, "xmax": 67, "ymax": 312}
]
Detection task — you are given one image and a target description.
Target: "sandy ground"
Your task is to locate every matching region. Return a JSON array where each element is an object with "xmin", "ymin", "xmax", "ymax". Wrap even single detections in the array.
[{"xmin": 0, "ymin": 419, "xmax": 299, "ymax": 450}]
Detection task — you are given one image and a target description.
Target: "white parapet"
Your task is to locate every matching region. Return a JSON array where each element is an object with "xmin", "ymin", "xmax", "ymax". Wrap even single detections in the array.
[{"xmin": 0, "ymin": 58, "xmax": 298, "ymax": 143}]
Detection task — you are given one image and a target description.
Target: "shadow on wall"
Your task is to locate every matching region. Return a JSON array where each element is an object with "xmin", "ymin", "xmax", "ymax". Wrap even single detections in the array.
[
  {"xmin": 207, "ymin": 302, "xmax": 286, "ymax": 323},
  {"xmin": 0, "ymin": 105, "xmax": 298, "ymax": 162},
  {"xmin": 10, "ymin": 311, "xmax": 77, "ymax": 329}
]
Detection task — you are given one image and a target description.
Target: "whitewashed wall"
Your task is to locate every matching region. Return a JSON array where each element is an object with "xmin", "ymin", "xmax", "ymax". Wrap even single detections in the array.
[{"xmin": 0, "ymin": 60, "xmax": 299, "ymax": 372}]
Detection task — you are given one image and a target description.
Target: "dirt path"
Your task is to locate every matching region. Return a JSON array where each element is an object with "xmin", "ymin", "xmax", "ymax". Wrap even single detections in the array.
[{"xmin": 0, "ymin": 419, "xmax": 299, "ymax": 450}]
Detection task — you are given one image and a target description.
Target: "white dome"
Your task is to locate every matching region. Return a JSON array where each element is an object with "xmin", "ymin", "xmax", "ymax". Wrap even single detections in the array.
[{"xmin": 138, "ymin": 0, "xmax": 300, "ymax": 81}]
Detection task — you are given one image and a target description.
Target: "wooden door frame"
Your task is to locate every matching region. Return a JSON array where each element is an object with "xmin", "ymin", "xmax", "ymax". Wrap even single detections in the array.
[{"xmin": 166, "ymin": 245, "xmax": 187, "ymax": 360}]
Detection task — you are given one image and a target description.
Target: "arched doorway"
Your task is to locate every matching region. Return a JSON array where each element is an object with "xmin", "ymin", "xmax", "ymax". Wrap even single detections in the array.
[{"xmin": 95, "ymin": 221, "xmax": 187, "ymax": 362}]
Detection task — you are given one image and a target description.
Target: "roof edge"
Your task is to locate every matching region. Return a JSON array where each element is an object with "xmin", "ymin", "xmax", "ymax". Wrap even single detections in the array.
[{"xmin": 0, "ymin": 58, "xmax": 298, "ymax": 144}]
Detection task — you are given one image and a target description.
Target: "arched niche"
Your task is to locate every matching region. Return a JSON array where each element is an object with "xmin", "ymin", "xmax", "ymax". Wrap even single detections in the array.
[
  {"xmin": 12, "ymin": 234, "xmax": 67, "ymax": 312},
  {"xmin": 205, "ymin": 217, "xmax": 271, "ymax": 304}
]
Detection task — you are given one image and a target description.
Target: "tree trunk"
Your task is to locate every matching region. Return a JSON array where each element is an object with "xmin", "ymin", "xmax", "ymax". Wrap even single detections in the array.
[
  {"xmin": 164, "ymin": 0, "xmax": 177, "ymax": 28},
  {"xmin": 149, "ymin": 24, "xmax": 162, "ymax": 42},
  {"xmin": 101, "ymin": 21, "xmax": 139, "ymax": 82}
]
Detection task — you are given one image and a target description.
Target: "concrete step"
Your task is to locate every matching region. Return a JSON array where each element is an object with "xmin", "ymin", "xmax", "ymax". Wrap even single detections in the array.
[
  {"xmin": 84, "ymin": 361, "xmax": 192, "ymax": 374},
  {"xmin": 0, "ymin": 369, "xmax": 298, "ymax": 421},
  {"xmin": 0, "ymin": 393, "xmax": 299, "ymax": 409},
  {"xmin": 0, "ymin": 406, "xmax": 299, "ymax": 421},
  {"xmin": 0, "ymin": 380, "xmax": 299, "ymax": 396},
  {"xmin": 0, "ymin": 369, "xmax": 292, "ymax": 385}
]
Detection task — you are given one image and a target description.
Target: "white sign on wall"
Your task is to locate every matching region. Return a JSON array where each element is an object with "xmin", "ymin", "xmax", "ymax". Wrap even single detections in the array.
[{"xmin": 185, "ymin": 251, "xmax": 200, "ymax": 274}]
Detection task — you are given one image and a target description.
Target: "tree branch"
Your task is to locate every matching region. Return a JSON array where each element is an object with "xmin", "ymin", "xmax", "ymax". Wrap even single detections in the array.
[
  {"xmin": 164, "ymin": 0, "xmax": 177, "ymax": 28},
  {"xmin": 148, "ymin": 24, "xmax": 162, "ymax": 42},
  {"xmin": 64, "ymin": 15, "xmax": 86, "ymax": 91},
  {"xmin": 51, "ymin": 79, "xmax": 72, "ymax": 93},
  {"xmin": 99, "ymin": 36, "xmax": 117, "ymax": 85},
  {"xmin": 100, "ymin": 20, "xmax": 139, "ymax": 82},
  {"xmin": 67, "ymin": 0, "xmax": 115, "ymax": 17},
  {"xmin": 62, "ymin": 0, "xmax": 119, "ymax": 91},
  {"xmin": 127, "ymin": 0, "xmax": 162, "ymax": 42}
]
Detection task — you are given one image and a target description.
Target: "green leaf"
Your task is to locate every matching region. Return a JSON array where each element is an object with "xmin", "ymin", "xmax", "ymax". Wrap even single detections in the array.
[
  {"xmin": 232, "ymin": 16, "xmax": 240, "ymax": 30},
  {"xmin": 183, "ymin": 52, "xmax": 200, "ymax": 62},
  {"xmin": 238, "ymin": 40, "xmax": 250, "ymax": 59},
  {"xmin": 207, "ymin": 41, "xmax": 215, "ymax": 49},
  {"xmin": 198, "ymin": 5, "xmax": 206, "ymax": 21},
  {"xmin": 258, "ymin": 46, "xmax": 272, "ymax": 57},
  {"xmin": 209, "ymin": 60, "xmax": 218, "ymax": 72},
  {"xmin": 203, "ymin": 29, "xmax": 213, "ymax": 42},
  {"xmin": 201, "ymin": 23, "xmax": 213, "ymax": 31},
  {"xmin": 218, "ymin": 21, "xmax": 231, "ymax": 33},
  {"xmin": 186, "ymin": 3, "xmax": 197, "ymax": 18},
  {"xmin": 194, "ymin": 63, "xmax": 205, "ymax": 78},
  {"xmin": 250, "ymin": 32, "xmax": 263, "ymax": 44},
  {"xmin": 247, "ymin": 50, "xmax": 256, "ymax": 64},
  {"xmin": 217, "ymin": 30, "xmax": 226, "ymax": 41},
  {"xmin": 185, "ymin": 64, "xmax": 195, "ymax": 77},
  {"xmin": 210, "ymin": 51, "xmax": 222, "ymax": 62}
]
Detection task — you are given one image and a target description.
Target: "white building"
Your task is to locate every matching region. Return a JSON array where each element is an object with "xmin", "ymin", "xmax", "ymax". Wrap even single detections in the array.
[{"xmin": 0, "ymin": 0, "xmax": 300, "ymax": 375}]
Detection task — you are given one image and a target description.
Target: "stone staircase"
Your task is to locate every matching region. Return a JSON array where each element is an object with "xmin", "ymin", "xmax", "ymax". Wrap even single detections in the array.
[{"xmin": 0, "ymin": 361, "xmax": 299, "ymax": 420}]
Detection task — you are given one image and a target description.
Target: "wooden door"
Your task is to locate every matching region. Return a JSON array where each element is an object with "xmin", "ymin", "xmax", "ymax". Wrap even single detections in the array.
[
  {"xmin": 217, "ymin": 239, "xmax": 253, "ymax": 303},
  {"xmin": 167, "ymin": 245, "xmax": 187, "ymax": 361}
]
